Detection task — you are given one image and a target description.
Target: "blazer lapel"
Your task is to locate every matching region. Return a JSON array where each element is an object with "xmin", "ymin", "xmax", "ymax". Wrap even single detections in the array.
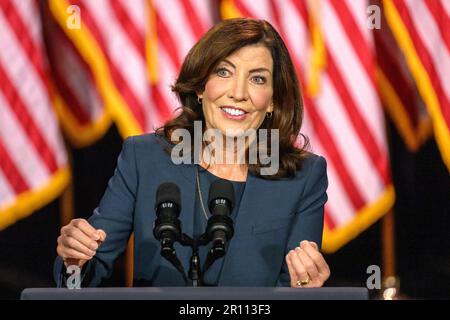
[
  {"xmin": 169, "ymin": 163, "xmax": 196, "ymax": 271},
  {"xmin": 217, "ymin": 173, "xmax": 261, "ymax": 285}
]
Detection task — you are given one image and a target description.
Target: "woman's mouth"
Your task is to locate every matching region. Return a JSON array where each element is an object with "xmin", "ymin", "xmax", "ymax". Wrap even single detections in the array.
[{"xmin": 220, "ymin": 106, "xmax": 249, "ymax": 120}]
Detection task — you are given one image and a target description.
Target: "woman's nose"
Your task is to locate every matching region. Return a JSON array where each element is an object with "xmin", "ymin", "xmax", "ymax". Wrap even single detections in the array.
[{"xmin": 228, "ymin": 76, "xmax": 249, "ymax": 101}]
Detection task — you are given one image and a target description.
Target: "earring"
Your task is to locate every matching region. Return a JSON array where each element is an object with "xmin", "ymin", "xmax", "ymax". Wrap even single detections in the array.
[
  {"xmin": 197, "ymin": 96, "xmax": 203, "ymax": 104},
  {"xmin": 266, "ymin": 111, "xmax": 273, "ymax": 119}
]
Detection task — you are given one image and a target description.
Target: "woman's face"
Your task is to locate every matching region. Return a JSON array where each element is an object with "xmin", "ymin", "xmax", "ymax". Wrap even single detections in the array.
[{"xmin": 199, "ymin": 44, "xmax": 274, "ymax": 136}]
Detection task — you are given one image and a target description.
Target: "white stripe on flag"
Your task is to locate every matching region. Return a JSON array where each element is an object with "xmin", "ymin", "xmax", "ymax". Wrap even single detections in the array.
[{"xmin": 0, "ymin": 91, "xmax": 50, "ymax": 187}]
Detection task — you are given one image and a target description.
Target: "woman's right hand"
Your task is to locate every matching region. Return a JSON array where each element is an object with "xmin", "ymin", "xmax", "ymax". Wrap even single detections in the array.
[{"xmin": 57, "ymin": 218, "xmax": 107, "ymax": 269}]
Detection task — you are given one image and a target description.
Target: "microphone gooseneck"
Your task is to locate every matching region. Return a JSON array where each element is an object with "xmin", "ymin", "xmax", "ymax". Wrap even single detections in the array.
[
  {"xmin": 153, "ymin": 182, "xmax": 187, "ymax": 283},
  {"xmin": 203, "ymin": 179, "xmax": 235, "ymax": 272}
]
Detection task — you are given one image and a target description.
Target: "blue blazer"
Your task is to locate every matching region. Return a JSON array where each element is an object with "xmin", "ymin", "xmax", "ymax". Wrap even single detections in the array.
[{"xmin": 54, "ymin": 133, "xmax": 328, "ymax": 287}]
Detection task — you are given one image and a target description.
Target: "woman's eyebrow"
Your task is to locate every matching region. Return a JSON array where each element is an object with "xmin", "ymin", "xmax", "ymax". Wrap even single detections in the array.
[
  {"xmin": 220, "ymin": 59, "xmax": 236, "ymax": 68},
  {"xmin": 248, "ymin": 67, "xmax": 272, "ymax": 74},
  {"xmin": 220, "ymin": 59, "xmax": 272, "ymax": 74}
]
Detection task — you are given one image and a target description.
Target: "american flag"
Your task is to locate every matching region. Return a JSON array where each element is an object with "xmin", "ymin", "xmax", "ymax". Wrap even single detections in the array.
[
  {"xmin": 374, "ymin": 0, "xmax": 432, "ymax": 153},
  {"xmin": 0, "ymin": 0, "xmax": 69, "ymax": 230},
  {"xmin": 221, "ymin": 0, "xmax": 395, "ymax": 252},
  {"xmin": 47, "ymin": 0, "xmax": 215, "ymax": 139},
  {"xmin": 42, "ymin": 0, "xmax": 112, "ymax": 148},
  {"xmin": 383, "ymin": 0, "xmax": 450, "ymax": 172}
]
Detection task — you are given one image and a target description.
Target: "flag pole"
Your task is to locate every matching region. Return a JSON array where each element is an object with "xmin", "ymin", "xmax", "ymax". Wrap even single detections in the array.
[
  {"xmin": 60, "ymin": 136, "xmax": 74, "ymax": 227},
  {"xmin": 381, "ymin": 209, "xmax": 395, "ymax": 277},
  {"xmin": 125, "ymin": 234, "xmax": 134, "ymax": 287},
  {"xmin": 378, "ymin": 69, "xmax": 399, "ymax": 297},
  {"xmin": 60, "ymin": 179, "xmax": 74, "ymax": 227}
]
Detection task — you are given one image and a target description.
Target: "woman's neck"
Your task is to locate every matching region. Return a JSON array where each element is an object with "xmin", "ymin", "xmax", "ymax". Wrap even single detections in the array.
[
  {"xmin": 199, "ymin": 160, "xmax": 248, "ymax": 182},
  {"xmin": 198, "ymin": 132, "xmax": 251, "ymax": 181}
]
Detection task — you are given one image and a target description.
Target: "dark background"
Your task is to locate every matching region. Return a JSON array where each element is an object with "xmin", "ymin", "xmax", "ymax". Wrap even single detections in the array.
[{"xmin": 0, "ymin": 116, "xmax": 449, "ymax": 300}]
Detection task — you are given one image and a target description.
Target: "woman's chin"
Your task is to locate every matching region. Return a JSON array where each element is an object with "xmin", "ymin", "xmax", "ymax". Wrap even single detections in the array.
[{"xmin": 219, "ymin": 127, "xmax": 254, "ymax": 138}]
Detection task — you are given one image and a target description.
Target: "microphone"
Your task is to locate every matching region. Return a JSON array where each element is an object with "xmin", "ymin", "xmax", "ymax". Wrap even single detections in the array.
[
  {"xmin": 153, "ymin": 182, "xmax": 182, "ymax": 256},
  {"xmin": 206, "ymin": 179, "xmax": 235, "ymax": 252}
]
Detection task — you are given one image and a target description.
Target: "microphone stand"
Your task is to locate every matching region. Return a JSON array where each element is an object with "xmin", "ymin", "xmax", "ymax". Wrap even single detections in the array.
[{"xmin": 160, "ymin": 231, "xmax": 228, "ymax": 287}]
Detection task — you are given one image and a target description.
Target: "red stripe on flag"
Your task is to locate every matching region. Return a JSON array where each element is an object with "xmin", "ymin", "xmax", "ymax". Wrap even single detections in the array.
[
  {"xmin": 324, "ymin": 207, "xmax": 336, "ymax": 230},
  {"xmin": 51, "ymin": 66, "xmax": 91, "ymax": 125},
  {"xmin": 233, "ymin": 0, "xmax": 253, "ymax": 17},
  {"xmin": 109, "ymin": 64, "xmax": 147, "ymax": 130},
  {"xmin": 290, "ymin": 0, "xmax": 309, "ymax": 25},
  {"xmin": 110, "ymin": 1, "xmax": 146, "ymax": 57},
  {"xmin": 0, "ymin": 138, "xmax": 29, "ymax": 194},
  {"xmin": 304, "ymin": 96, "xmax": 366, "ymax": 210},
  {"xmin": 424, "ymin": 0, "xmax": 450, "ymax": 56},
  {"xmin": 73, "ymin": 1, "xmax": 147, "ymax": 131},
  {"xmin": 329, "ymin": 0, "xmax": 376, "ymax": 87},
  {"xmin": 374, "ymin": 30, "xmax": 419, "ymax": 127},
  {"xmin": 180, "ymin": 0, "xmax": 207, "ymax": 39},
  {"xmin": 45, "ymin": 21, "xmax": 93, "ymax": 125},
  {"xmin": 0, "ymin": 64, "xmax": 58, "ymax": 174},
  {"xmin": 156, "ymin": 11, "xmax": 182, "ymax": 71},
  {"xmin": 326, "ymin": 51, "xmax": 390, "ymax": 184},
  {"xmin": 394, "ymin": 0, "xmax": 450, "ymax": 128},
  {"xmin": 1, "ymin": 0, "xmax": 52, "ymax": 95},
  {"xmin": 152, "ymin": 85, "xmax": 174, "ymax": 124},
  {"xmin": 110, "ymin": 1, "xmax": 173, "ymax": 125}
]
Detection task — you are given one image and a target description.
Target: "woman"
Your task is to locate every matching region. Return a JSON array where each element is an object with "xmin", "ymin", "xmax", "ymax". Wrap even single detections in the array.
[{"xmin": 55, "ymin": 18, "xmax": 330, "ymax": 288}]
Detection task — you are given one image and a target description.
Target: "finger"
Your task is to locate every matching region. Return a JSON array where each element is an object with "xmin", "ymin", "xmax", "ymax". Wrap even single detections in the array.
[
  {"xmin": 295, "ymin": 247, "xmax": 320, "ymax": 280},
  {"xmin": 300, "ymin": 241, "xmax": 329, "ymax": 276},
  {"xmin": 96, "ymin": 229, "xmax": 107, "ymax": 243},
  {"xmin": 289, "ymin": 249, "xmax": 309, "ymax": 284},
  {"xmin": 72, "ymin": 219, "xmax": 99, "ymax": 240},
  {"xmin": 59, "ymin": 247, "xmax": 93, "ymax": 261},
  {"xmin": 61, "ymin": 236, "xmax": 96, "ymax": 257},
  {"xmin": 64, "ymin": 227, "xmax": 99, "ymax": 251},
  {"xmin": 302, "ymin": 240, "xmax": 319, "ymax": 251},
  {"xmin": 286, "ymin": 252, "xmax": 298, "ymax": 287}
]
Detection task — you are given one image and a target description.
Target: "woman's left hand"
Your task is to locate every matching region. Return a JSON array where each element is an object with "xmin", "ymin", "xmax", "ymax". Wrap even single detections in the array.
[{"xmin": 286, "ymin": 240, "xmax": 330, "ymax": 288}]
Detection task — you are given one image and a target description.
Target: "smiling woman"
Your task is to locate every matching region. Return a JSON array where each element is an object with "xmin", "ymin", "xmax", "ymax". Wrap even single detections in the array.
[
  {"xmin": 161, "ymin": 18, "xmax": 308, "ymax": 179},
  {"xmin": 201, "ymin": 44, "xmax": 274, "ymax": 135},
  {"xmin": 54, "ymin": 18, "xmax": 330, "ymax": 289}
]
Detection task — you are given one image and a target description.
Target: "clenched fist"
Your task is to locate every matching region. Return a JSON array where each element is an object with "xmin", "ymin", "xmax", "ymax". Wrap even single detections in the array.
[
  {"xmin": 57, "ymin": 219, "xmax": 106, "ymax": 268},
  {"xmin": 286, "ymin": 240, "xmax": 330, "ymax": 288}
]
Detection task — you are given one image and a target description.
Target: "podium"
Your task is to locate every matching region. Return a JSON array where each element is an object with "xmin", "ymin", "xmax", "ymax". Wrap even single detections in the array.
[{"xmin": 21, "ymin": 287, "xmax": 369, "ymax": 300}]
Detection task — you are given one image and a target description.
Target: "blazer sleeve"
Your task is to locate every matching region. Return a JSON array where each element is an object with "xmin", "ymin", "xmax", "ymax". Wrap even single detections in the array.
[
  {"xmin": 54, "ymin": 137, "xmax": 137, "ymax": 287},
  {"xmin": 276, "ymin": 156, "xmax": 328, "ymax": 286}
]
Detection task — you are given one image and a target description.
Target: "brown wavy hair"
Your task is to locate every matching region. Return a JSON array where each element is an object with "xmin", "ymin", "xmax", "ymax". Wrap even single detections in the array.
[{"xmin": 156, "ymin": 18, "xmax": 310, "ymax": 179}]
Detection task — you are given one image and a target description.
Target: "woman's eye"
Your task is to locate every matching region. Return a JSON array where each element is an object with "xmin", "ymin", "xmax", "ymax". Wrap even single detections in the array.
[
  {"xmin": 216, "ymin": 68, "xmax": 230, "ymax": 77},
  {"xmin": 252, "ymin": 76, "xmax": 266, "ymax": 84}
]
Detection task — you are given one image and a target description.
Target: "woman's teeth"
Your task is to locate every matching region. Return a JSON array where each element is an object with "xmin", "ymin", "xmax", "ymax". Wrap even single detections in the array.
[{"xmin": 222, "ymin": 107, "xmax": 246, "ymax": 116}]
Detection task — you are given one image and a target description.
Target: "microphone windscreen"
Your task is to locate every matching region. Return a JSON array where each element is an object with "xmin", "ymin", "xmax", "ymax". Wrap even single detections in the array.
[
  {"xmin": 208, "ymin": 179, "xmax": 235, "ymax": 210},
  {"xmin": 156, "ymin": 182, "xmax": 181, "ymax": 209}
]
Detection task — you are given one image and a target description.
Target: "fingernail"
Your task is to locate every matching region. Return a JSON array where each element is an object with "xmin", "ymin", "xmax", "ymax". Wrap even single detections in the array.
[
  {"xmin": 301, "ymin": 240, "xmax": 307, "ymax": 247},
  {"xmin": 93, "ymin": 233, "xmax": 100, "ymax": 240}
]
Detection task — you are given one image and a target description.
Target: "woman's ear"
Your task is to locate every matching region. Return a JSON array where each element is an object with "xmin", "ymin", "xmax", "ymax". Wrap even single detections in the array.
[{"xmin": 267, "ymin": 102, "xmax": 274, "ymax": 113}]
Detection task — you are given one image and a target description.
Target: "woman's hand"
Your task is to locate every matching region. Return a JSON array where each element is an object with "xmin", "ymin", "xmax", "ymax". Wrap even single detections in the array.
[
  {"xmin": 286, "ymin": 240, "xmax": 330, "ymax": 288},
  {"xmin": 57, "ymin": 219, "xmax": 107, "ymax": 268}
]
